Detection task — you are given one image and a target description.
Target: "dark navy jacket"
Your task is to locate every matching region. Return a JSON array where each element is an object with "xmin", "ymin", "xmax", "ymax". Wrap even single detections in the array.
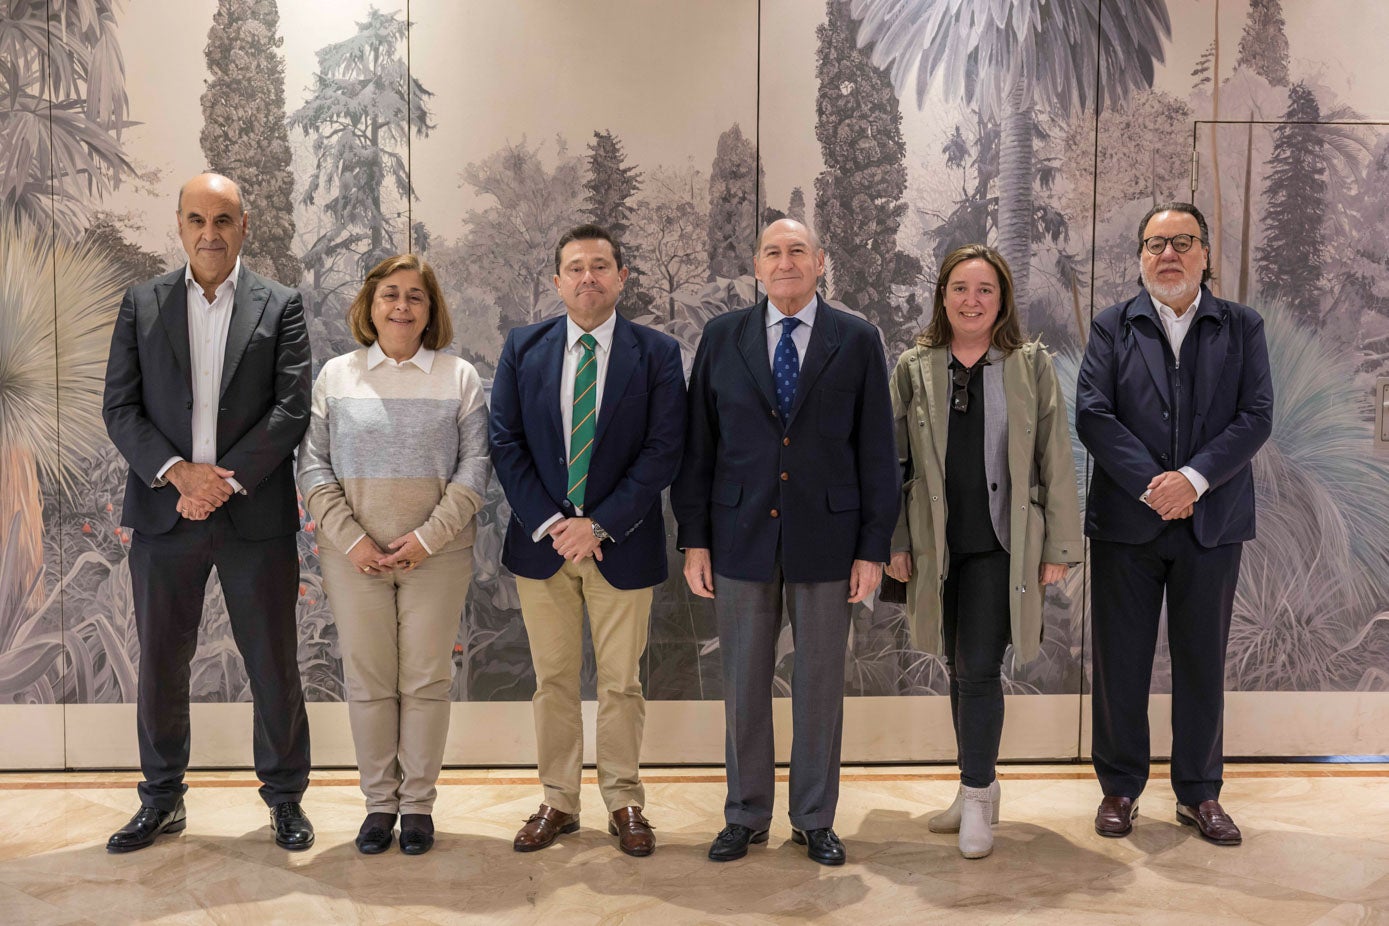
[
  {"xmin": 1075, "ymin": 286, "xmax": 1273, "ymax": 548},
  {"xmin": 671, "ymin": 298, "xmax": 900, "ymax": 583},
  {"xmin": 489, "ymin": 312, "xmax": 686, "ymax": 590}
]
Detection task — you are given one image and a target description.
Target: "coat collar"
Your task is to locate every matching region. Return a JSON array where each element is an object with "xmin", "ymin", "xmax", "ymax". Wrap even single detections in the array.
[
  {"xmin": 1125, "ymin": 285, "xmax": 1228, "ymax": 415},
  {"xmin": 736, "ymin": 295, "xmax": 840, "ymax": 427}
]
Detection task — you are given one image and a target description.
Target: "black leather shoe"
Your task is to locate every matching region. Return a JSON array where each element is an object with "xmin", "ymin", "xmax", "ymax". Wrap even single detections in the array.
[
  {"xmin": 791, "ymin": 827, "xmax": 846, "ymax": 866},
  {"xmin": 707, "ymin": 823, "xmax": 769, "ymax": 862},
  {"xmin": 399, "ymin": 813, "xmax": 435, "ymax": 856},
  {"xmin": 355, "ymin": 812, "xmax": 395, "ymax": 854},
  {"xmin": 270, "ymin": 801, "xmax": 315, "ymax": 850},
  {"xmin": 106, "ymin": 800, "xmax": 187, "ymax": 853}
]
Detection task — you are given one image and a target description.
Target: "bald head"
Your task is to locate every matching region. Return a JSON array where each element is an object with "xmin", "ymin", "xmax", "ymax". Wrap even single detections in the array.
[
  {"xmin": 177, "ymin": 172, "xmax": 244, "ymax": 216},
  {"xmin": 756, "ymin": 217, "xmax": 820, "ymax": 253},
  {"xmin": 176, "ymin": 172, "xmax": 248, "ymax": 293}
]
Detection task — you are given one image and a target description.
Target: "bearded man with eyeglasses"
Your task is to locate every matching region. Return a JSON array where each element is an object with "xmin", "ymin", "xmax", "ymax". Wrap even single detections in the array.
[{"xmin": 1074, "ymin": 202, "xmax": 1273, "ymax": 847}]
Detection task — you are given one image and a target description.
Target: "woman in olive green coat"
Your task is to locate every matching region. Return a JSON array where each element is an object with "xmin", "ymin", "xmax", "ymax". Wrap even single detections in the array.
[{"xmin": 885, "ymin": 244, "xmax": 1082, "ymax": 858}]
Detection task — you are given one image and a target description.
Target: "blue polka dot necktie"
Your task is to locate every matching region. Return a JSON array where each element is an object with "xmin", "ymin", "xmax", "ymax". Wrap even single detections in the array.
[{"xmin": 774, "ymin": 316, "xmax": 801, "ymax": 422}]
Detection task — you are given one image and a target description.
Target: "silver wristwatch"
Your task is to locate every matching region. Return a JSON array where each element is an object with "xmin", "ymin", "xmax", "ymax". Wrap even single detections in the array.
[{"xmin": 591, "ymin": 521, "xmax": 611, "ymax": 542}]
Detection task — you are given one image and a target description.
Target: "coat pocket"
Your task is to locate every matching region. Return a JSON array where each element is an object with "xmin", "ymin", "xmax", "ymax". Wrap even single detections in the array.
[
  {"xmin": 827, "ymin": 483, "xmax": 860, "ymax": 512},
  {"xmin": 713, "ymin": 481, "xmax": 742, "ymax": 507}
]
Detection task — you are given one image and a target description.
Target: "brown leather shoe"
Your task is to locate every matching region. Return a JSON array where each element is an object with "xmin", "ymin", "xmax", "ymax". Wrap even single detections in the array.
[
  {"xmin": 608, "ymin": 806, "xmax": 655, "ymax": 857},
  {"xmin": 513, "ymin": 804, "xmax": 579, "ymax": 852},
  {"xmin": 1177, "ymin": 800, "xmax": 1242, "ymax": 846},
  {"xmin": 1094, "ymin": 796, "xmax": 1138, "ymax": 837}
]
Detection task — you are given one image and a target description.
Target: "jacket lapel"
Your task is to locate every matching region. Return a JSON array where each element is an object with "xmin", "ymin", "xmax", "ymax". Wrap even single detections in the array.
[
  {"xmin": 536, "ymin": 316, "xmax": 567, "ymax": 449},
  {"xmin": 786, "ymin": 297, "xmax": 841, "ymax": 427},
  {"xmin": 737, "ymin": 300, "xmax": 779, "ymax": 417},
  {"xmin": 156, "ymin": 273, "xmax": 192, "ymax": 394},
  {"xmin": 219, "ymin": 273, "xmax": 268, "ymax": 398},
  {"xmin": 922, "ymin": 346, "xmax": 949, "ymax": 475},
  {"xmin": 1191, "ymin": 296, "xmax": 1229, "ymax": 427},
  {"xmin": 1129, "ymin": 292, "xmax": 1172, "ymax": 404},
  {"xmin": 594, "ymin": 314, "xmax": 638, "ymax": 449}
]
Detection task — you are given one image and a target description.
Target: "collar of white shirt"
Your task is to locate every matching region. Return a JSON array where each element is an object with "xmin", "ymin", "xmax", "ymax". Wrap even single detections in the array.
[
  {"xmin": 184, "ymin": 257, "xmax": 241, "ymax": 304},
  {"xmin": 566, "ymin": 310, "xmax": 618, "ymax": 353},
  {"xmin": 367, "ymin": 340, "xmax": 435, "ymax": 373},
  {"xmin": 765, "ymin": 294, "xmax": 818, "ymax": 331},
  {"xmin": 1152, "ymin": 289, "xmax": 1201, "ymax": 323}
]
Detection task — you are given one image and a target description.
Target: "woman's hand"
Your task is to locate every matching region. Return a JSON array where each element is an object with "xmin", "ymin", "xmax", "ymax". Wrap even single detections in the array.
[
  {"xmin": 348, "ymin": 536, "xmax": 390, "ymax": 577},
  {"xmin": 1039, "ymin": 562, "xmax": 1069, "ymax": 585},
  {"xmin": 380, "ymin": 532, "xmax": 430, "ymax": 573},
  {"xmin": 886, "ymin": 551, "xmax": 913, "ymax": 583}
]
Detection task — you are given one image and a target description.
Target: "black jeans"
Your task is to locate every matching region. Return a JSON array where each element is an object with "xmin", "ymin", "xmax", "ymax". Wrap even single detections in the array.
[{"xmin": 942, "ymin": 550, "xmax": 1011, "ymax": 789}]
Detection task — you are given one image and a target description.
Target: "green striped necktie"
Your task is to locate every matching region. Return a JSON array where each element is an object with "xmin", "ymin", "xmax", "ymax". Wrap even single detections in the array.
[{"xmin": 567, "ymin": 333, "xmax": 598, "ymax": 509}]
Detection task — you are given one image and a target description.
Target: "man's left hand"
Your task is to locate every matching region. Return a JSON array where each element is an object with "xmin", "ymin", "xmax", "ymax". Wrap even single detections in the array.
[
  {"xmin": 1145, "ymin": 470, "xmax": 1197, "ymax": 520},
  {"xmin": 847, "ymin": 559, "xmax": 883, "ymax": 604},
  {"xmin": 551, "ymin": 517, "xmax": 603, "ymax": 563}
]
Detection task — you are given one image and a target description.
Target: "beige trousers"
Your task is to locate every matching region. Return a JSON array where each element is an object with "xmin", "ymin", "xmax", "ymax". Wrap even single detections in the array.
[
  {"xmin": 320, "ymin": 544, "xmax": 473, "ymax": 814},
  {"xmin": 515, "ymin": 557, "xmax": 653, "ymax": 814}
]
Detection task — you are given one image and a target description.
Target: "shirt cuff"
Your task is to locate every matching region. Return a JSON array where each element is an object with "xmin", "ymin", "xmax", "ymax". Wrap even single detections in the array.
[
  {"xmin": 153, "ymin": 456, "xmax": 183, "ymax": 488},
  {"xmin": 225, "ymin": 476, "xmax": 246, "ymax": 495},
  {"xmin": 344, "ymin": 533, "xmax": 366, "ymax": 554},
  {"xmin": 413, "ymin": 529, "xmax": 434, "ymax": 556},
  {"xmin": 531, "ymin": 513, "xmax": 563, "ymax": 543},
  {"xmin": 1179, "ymin": 466, "xmax": 1209, "ymax": 501}
]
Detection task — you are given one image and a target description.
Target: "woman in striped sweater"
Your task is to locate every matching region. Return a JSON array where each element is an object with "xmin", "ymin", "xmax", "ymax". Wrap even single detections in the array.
[{"xmin": 297, "ymin": 254, "xmax": 491, "ymax": 856}]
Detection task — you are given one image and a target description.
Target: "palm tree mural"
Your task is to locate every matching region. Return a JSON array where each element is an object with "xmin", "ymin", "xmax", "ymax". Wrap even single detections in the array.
[
  {"xmin": 0, "ymin": 0, "xmax": 134, "ymax": 236},
  {"xmin": 0, "ymin": 219, "xmax": 124, "ymax": 614},
  {"xmin": 847, "ymin": 0, "xmax": 1170, "ymax": 324}
]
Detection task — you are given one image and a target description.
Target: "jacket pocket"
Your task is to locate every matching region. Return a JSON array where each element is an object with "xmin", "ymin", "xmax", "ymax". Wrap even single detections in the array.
[
  {"xmin": 713, "ymin": 481, "xmax": 742, "ymax": 507},
  {"xmin": 827, "ymin": 483, "xmax": 860, "ymax": 512}
]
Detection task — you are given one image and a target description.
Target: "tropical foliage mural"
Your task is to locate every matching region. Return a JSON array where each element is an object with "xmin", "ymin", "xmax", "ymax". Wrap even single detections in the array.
[{"xmin": 0, "ymin": 0, "xmax": 1385, "ymax": 719}]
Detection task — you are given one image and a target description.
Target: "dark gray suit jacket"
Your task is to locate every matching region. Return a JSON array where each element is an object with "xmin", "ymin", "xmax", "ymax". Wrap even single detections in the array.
[{"xmin": 102, "ymin": 265, "xmax": 312, "ymax": 540}]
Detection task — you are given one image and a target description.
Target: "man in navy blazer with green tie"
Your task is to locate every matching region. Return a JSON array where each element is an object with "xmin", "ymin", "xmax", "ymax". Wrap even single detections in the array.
[{"xmin": 490, "ymin": 224, "xmax": 685, "ymax": 857}]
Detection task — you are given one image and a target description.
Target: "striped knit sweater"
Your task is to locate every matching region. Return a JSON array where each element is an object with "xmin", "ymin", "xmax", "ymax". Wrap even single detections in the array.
[{"xmin": 296, "ymin": 346, "xmax": 491, "ymax": 556}]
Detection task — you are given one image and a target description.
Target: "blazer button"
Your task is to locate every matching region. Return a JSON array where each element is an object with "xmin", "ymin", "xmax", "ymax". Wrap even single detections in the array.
[
  {"xmin": 780, "ymin": 471, "xmax": 789, "ymax": 481},
  {"xmin": 1162, "ymin": 410, "xmax": 1170, "ymax": 420},
  {"xmin": 770, "ymin": 508, "xmax": 779, "ymax": 518},
  {"xmin": 185, "ymin": 401, "xmax": 193, "ymax": 410},
  {"xmin": 990, "ymin": 482, "xmax": 998, "ymax": 491},
  {"xmin": 1160, "ymin": 452, "xmax": 1169, "ymax": 462},
  {"xmin": 782, "ymin": 437, "xmax": 791, "ymax": 446}
]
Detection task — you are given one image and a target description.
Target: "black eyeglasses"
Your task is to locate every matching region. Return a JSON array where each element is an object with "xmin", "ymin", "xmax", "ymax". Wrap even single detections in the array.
[
  {"xmin": 951, "ymin": 366, "xmax": 972, "ymax": 413},
  {"xmin": 1142, "ymin": 234, "xmax": 1204, "ymax": 255}
]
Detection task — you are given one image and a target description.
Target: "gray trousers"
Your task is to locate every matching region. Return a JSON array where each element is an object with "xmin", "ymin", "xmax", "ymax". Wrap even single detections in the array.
[{"xmin": 714, "ymin": 567, "xmax": 851, "ymax": 832}]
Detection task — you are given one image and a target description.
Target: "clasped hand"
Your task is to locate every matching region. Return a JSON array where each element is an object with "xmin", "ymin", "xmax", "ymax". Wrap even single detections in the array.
[
  {"xmin": 349, "ymin": 533, "xmax": 430, "ymax": 576},
  {"xmin": 170, "ymin": 461, "xmax": 235, "ymax": 521},
  {"xmin": 1144, "ymin": 471, "xmax": 1196, "ymax": 520},
  {"xmin": 550, "ymin": 517, "xmax": 603, "ymax": 563}
]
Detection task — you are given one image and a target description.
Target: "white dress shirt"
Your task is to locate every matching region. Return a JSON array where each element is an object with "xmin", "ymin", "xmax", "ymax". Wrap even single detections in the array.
[
  {"xmin": 532, "ymin": 310, "xmax": 618, "ymax": 540},
  {"xmin": 155, "ymin": 259, "xmax": 244, "ymax": 495},
  {"xmin": 764, "ymin": 294, "xmax": 817, "ymax": 366},
  {"xmin": 1150, "ymin": 290, "xmax": 1209, "ymax": 500}
]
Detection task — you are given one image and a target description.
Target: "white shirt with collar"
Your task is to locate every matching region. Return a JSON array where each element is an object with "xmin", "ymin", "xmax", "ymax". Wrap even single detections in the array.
[
  {"xmin": 155, "ymin": 258, "xmax": 245, "ymax": 495},
  {"xmin": 532, "ymin": 310, "xmax": 618, "ymax": 541},
  {"xmin": 765, "ymin": 294, "xmax": 817, "ymax": 365},
  {"xmin": 1149, "ymin": 289, "xmax": 1209, "ymax": 501}
]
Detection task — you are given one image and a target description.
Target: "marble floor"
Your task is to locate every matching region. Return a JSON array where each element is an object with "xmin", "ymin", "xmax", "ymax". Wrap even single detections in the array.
[{"xmin": 0, "ymin": 765, "xmax": 1386, "ymax": 925}]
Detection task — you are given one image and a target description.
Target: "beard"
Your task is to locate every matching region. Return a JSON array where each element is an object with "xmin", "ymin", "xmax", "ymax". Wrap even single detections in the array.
[{"xmin": 1140, "ymin": 264, "xmax": 1201, "ymax": 309}]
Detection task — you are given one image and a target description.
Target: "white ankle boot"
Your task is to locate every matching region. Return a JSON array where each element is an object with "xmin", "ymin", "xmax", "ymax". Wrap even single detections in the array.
[
  {"xmin": 928, "ymin": 779, "xmax": 1000, "ymax": 834},
  {"xmin": 958, "ymin": 784, "xmax": 995, "ymax": 859}
]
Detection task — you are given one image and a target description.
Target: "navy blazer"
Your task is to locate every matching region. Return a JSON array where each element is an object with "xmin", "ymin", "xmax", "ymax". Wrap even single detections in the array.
[
  {"xmin": 671, "ymin": 297, "xmax": 900, "ymax": 584},
  {"xmin": 1075, "ymin": 286, "xmax": 1273, "ymax": 548},
  {"xmin": 489, "ymin": 312, "xmax": 686, "ymax": 590},
  {"xmin": 102, "ymin": 266, "xmax": 312, "ymax": 540}
]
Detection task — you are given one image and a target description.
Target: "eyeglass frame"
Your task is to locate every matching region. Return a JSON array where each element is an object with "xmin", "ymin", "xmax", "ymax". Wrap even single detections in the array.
[{"xmin": 1141, "ymin": 233, "xmax": 1206, "ymax": 255}]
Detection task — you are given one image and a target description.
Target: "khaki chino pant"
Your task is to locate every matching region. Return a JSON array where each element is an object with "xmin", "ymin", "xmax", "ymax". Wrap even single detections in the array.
[
  {"xmin": 320, "ymin": 544, "xmax": 473, "ymax": 814},
  {"xmin": 515, "ymin": 557, "xmax": 652, "ymax": 814}
]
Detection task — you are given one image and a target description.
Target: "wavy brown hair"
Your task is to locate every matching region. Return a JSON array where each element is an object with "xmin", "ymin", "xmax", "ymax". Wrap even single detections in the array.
[
  {"xmin": 917, "ymin": 244, "xmax": 1025, "ymax": 352},
  {"xmin": 348, "ymin": 253, "xmax": 452, "ymax": 350}
]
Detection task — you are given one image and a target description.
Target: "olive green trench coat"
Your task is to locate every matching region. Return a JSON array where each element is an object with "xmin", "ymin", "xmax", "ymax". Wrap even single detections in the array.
[{"xmin": 889, "ymin": 342, "xmax": 1083, "ymax": 665}]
